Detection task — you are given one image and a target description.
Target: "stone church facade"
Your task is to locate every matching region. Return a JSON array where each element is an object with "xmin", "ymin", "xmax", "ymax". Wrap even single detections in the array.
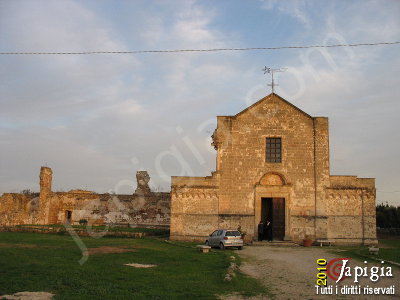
[{"xmin": 170, "ymin": 93, "xmax": 377, "ymax": 245}]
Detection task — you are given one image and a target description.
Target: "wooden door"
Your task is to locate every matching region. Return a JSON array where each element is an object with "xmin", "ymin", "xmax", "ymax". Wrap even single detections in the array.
[{"xmin": 272, "ymin": 198, "xmax": 285, "ymax": 240}]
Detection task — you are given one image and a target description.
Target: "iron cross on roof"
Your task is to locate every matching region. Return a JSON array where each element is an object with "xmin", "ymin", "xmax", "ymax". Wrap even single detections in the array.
[{"xmin": 262, "ymin": 67, "xmax": 287, "ymax": 93}]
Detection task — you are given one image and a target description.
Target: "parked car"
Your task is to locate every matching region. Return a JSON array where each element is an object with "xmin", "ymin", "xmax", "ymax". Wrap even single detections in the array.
[{"xmin": 205, "ymin": 229, "xmax": 243, "ymax": 250}]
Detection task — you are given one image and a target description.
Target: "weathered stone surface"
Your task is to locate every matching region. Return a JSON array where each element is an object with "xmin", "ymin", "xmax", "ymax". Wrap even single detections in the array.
[
  {"xmin": 135, "ymin": 171, "xmax": 151, "ymax": 194},
  {"xmin": 170, "ymin": 93, "xmax": 377, "ymax": 244},
  {"xmin": 0, "ymin": 168, "xmax": 170, "ymax": 228}
]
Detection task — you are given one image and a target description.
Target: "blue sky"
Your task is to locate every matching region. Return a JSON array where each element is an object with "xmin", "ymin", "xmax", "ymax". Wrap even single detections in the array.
[{"xmin": 0, "ymin": 0, "xmax": 399, "ymax": 205}]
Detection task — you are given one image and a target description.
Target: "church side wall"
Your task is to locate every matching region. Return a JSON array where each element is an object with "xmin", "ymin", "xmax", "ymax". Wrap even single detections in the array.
[
  {"xmin": 170, "ymin": 176, "xmax": 219, "ymax": 241},
  {"xmin": 326, "ymin": 187, "xmax": 376, "ymax": 244}
]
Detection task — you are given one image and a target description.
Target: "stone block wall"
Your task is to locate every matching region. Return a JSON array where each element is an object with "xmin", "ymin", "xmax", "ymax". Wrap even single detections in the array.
[
  {"xmin": 0, "ymin": 193, "xmax": 40, "ymax": 225},
  {"xmin": 170, "ymin": 174, "xmax": 219, "ymax": 241},
  {"xmin": 0, "ymin": 168, "xmax": 170, "ymax": 228},
  {"xmin": 47, "ymin": 191, "xmax": 170, "ymax": 227},
  {"xmin": 215, "ymin": 94, "xmax": 322, "ymax": 241},
  {"xmin": 326, "ymin": 176, "xmax": 376, "ymax": 244}
]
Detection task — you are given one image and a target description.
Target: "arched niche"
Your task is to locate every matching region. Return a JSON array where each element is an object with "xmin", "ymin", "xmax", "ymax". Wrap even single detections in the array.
[{"xmin": 259, "ymin": 172, "xmax": 286, "ymax": 186}]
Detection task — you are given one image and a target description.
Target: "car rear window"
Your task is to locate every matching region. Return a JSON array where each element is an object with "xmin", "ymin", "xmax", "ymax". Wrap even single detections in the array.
[{"xmin": 225, "ymin": 231, "xmax": 241, "ymax": 237}]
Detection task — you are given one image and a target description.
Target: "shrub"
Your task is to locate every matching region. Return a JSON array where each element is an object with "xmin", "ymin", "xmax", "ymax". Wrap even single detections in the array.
[{"xmin": 79, "ymin": 219, "xmax": 88, "ymax": 225}]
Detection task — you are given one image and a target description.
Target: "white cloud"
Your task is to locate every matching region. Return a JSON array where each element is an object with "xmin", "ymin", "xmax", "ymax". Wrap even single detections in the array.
[
  {"xmin": 102, "ymin": 99, "xmax": 142, "ymax": 116},
  {"xmin": 259, "ymin": 0, "xmax": 311, "ymax": 27}
]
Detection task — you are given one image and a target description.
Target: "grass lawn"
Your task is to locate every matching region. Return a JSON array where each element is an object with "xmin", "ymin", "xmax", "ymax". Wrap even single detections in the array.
[
  {"xmin": 15, "ymin": 224, "xmax": 169, "ymax": 235},
  {"xmin": 0, "ymin": 232, "xmax": 267, "ymax": 299},
  {"xmin": 331, "ymin": 238, "xmax": 400, "ymax": 266}
]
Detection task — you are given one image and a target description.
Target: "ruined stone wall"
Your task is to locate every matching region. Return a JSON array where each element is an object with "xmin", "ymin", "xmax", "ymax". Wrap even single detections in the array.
[
  {"xmin": 39, "ymin": 166, "xmax": 53, "ymax": 224},
  {"xmin": 43, "ymin": 191, "xmax": 170, "ymax": 227},
  {"xmin": 0, "ymin": 169, "xmax": 170, "ymax": 228},
  {"xmin": 0, "ymin": 193, "xmax": 40, "ymax": 225}
]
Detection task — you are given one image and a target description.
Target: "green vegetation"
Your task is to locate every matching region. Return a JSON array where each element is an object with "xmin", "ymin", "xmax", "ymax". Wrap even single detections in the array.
[
  {"xmin": 0, "ymin": 232, "xmax": 267, "ymax": 299},
  {"xmin": 376, "ymin": 239, "xmax": 400, "ymax": 263},
  {"xmin": 15, "ymin": 224, "xmax": 169, "ymax": 235},
  {"xmin": 376, "ymin": 204, "xmax": 400, "ymax": 228},
  {"xmin": 331, "ymin": 239, "xmax": 400, "ymax": 265}
]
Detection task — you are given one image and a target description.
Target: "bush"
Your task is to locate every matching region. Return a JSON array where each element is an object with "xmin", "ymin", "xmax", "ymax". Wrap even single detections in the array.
[
  {"xmin": 79, "ymin": 219, "xmax": 88, "ymax": 225},
  {"xmin": 21, "ymin": 189, "xmax": 35, "ymax": 195}
]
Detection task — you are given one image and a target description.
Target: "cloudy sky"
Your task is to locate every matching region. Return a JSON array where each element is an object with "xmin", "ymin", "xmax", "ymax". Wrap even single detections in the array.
[{"xmin": 0, "ymin": 0, "xmax": 399, "ymax": 205}]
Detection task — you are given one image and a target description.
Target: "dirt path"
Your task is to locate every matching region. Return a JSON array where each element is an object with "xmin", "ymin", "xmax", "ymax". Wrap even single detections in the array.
[
  {"xmin": 232, "ymin": 246, "xmax": 399, "ymax": 300},
  {"xmin": 0, "ymin": 292, "xmax": 54, "ymax": 300}
]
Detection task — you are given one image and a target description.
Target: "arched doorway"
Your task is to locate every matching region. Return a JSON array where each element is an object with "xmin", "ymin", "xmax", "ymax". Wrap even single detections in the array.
[{"xmin": 256, "ymin": 172, "xmax": 288, "ymax": 241}]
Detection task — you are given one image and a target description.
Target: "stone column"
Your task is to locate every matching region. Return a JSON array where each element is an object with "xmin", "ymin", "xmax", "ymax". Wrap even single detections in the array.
[{"xmin": 39, "ymin": 166, "xmax": 52, "ymax": 224}]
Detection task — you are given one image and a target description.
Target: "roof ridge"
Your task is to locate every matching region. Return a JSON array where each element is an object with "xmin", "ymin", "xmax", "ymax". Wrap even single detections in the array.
[{"xmin": 234, "ymin": 93, "xmax": 312, "ymax": 119}]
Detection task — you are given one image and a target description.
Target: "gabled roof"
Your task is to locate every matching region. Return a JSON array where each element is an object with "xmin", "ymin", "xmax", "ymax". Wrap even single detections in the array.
[{"xmin": 234, "ymin": 93, "xmax": 312, "ymax": 119}]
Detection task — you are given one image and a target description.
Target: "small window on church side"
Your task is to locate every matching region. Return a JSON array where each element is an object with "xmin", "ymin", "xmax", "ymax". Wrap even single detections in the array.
[{"xmin": 266, "ymin": 137, "xmax": 281, "ymax": 163}]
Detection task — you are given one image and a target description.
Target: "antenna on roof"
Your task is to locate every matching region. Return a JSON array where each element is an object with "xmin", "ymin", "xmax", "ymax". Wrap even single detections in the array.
[{"xmin": 262, "ymin": 67, "xmax": 287, "ymax": 93}]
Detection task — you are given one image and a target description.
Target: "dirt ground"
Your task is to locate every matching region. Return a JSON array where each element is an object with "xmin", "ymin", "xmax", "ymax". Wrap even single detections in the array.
[
  {"xmin": 228, "ymin": 246, "xmax": 399, "ymax": 300},
  {"xmin": 0, "ymin": 292, "xmax": 54, "ymax": 300},
  {"xmin": 124, "ymin": 263, "xmax": 157, "ymax": 268}
]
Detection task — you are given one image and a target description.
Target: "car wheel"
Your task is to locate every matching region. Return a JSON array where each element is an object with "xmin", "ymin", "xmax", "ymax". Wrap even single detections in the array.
[
  {"xmin": 238, "ymin": 246, "xmax": 243, "ymax": 250},
  {"xmin": 205, "ymin": 240, "xmax": 210, "ymax": 247},
  {"xmin": 219, "ymin": 242, "xmax": 225, "ymax": 250}
]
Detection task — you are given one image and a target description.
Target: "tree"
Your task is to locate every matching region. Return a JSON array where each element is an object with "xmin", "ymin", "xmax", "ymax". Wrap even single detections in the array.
[{"xmin": 376, "ymin": 203, "xmax": 400, "ymax": 228}]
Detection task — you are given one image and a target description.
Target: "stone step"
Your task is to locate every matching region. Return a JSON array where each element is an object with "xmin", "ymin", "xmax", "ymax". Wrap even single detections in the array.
[{"xmin": 251, "ymin": 240, "xmax": 300, "ymax": 247}]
